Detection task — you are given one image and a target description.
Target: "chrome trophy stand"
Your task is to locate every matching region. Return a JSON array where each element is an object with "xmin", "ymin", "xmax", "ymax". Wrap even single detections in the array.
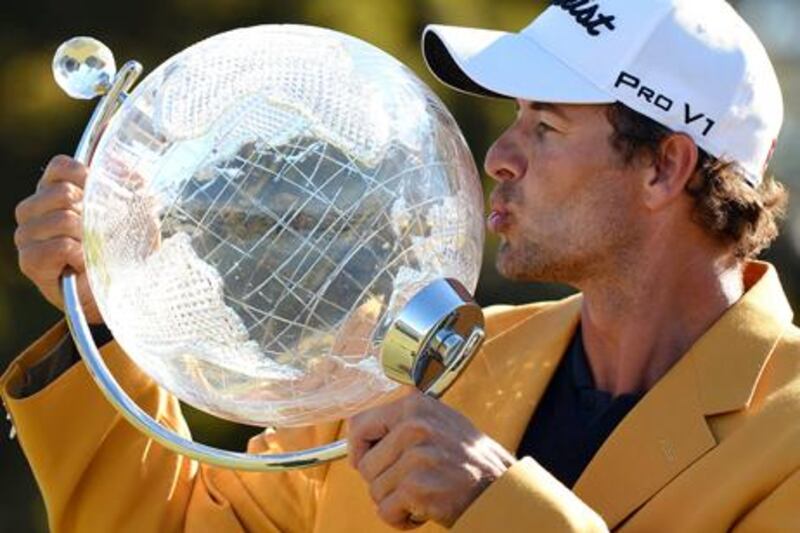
[{"xmin": 54, "ymin": 37, "xmax": 486, "ymax": 471}]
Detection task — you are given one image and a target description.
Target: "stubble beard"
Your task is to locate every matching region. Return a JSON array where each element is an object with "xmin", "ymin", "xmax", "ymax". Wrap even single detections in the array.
[
  {"xmin": 495, "ymin": 234, "xmax": 588, "ymax": 285},
  {"xmin": 491, "ymin": 174, "xmax": 636, "ymax": 286},
  {"xmin": 495, "ymin": 215, "xmax": 634, "ymax": 286}
]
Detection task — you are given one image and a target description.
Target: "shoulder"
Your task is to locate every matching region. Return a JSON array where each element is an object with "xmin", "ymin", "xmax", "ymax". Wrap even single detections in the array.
[
  {"xmin": 761, "ymin": 324, "xmax": 800, "ymax": 398},
  {"xmin": 714, "ymin": 323, "xmax": 800, "ymax": 450},
  {"xmin": 776, "ymin": 323, "xmax": 800, "ymax": 355},
  {"xmin": 698, "ymin": 324, "xmax": 800, "ymax": 498}
]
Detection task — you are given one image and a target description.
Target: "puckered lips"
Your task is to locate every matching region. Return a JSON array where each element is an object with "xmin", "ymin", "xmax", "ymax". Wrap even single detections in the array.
[{"xmin": 487, "ymin": 196, "xmax": 513, "ymax": 234}]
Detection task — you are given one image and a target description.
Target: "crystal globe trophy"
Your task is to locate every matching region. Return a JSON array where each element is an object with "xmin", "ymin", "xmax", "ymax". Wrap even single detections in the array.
[{"xmin": 54, "ymin": 26, "xmax": 486, "ymax": 471}]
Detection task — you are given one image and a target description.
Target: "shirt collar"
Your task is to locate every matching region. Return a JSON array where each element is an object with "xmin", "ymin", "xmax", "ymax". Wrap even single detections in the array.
[{"xmin": 568, "ymin": 327, "xmax": 644, "ymax": 403}]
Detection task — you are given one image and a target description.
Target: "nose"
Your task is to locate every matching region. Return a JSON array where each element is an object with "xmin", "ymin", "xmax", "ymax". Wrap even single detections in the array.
[{"xmin": 484, "ymin": 126, "xmax": 526, "ymax": 183}]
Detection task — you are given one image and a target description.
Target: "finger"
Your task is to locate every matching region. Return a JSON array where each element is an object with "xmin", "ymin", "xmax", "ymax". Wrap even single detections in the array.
[
  {"xmin": 18, "ymin": 237, "xmax": 85, "ymax": 296},
  {"xmin": 348, "ymin": 407, "xmax": 394, "ymax": 469},
  {"xmin": 37, "ymin": 155, "xmax": 88, "ymax": 192},
  {"xmin": 348, "ymin": 395, "xmax": 412, "ymax": 468},
  {"xmin": 358, "ymin": 418, "xmax": 435, "ymax": 482},
  {"xmin": 15, "ymin": 181, "xmax": 83, "ymax": 225},
  {"xmin": 348, "ymin": 387, "xmax": 427, "ymax": 468},
  {"xmin": 376, "ymin": 490, "xmax": 425, "ymax": 531},
  {"xmin": 14, "ymin": 210, "xmax": 83, "ymax": 249},
  {"xmin": 368, "ymin": 445, "xmax": 437, "ymax": 504}
]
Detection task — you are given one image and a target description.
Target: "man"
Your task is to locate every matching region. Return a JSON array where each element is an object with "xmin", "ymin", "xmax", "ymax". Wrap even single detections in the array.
[{"xmin": 3, "ymin": 0, "xmax": 799, "ymax": 531}]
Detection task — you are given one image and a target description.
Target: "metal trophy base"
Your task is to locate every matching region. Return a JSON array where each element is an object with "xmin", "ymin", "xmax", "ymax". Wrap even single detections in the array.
[{"xmin": 57, "ymin": 37, "xmax": 486, "ymax": 471}]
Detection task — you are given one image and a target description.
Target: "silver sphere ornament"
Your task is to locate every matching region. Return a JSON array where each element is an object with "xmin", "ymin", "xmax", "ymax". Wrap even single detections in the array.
[{"xmin": 53, "ymin": 36, "xmax": 116, "ymax": 99}]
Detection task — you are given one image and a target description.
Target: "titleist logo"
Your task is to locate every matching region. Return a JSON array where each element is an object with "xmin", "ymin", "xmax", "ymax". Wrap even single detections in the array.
[{"xmin": 550, "ymin": 0, "xmax": 617, "ymax": 36}]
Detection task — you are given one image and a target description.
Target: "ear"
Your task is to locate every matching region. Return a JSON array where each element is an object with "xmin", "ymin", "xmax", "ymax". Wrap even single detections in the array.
[{"xmin": 642, "ymin": 133, "xmax": 698, "ymax": 210}]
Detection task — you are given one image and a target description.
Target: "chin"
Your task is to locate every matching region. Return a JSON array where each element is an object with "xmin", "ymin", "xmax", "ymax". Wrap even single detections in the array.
[
  {"xmin": 496, "ymin": 246, "xmax": 543, "ymax": 282},
  {"xmin": 495, "ymin": 243, "xmax": 573, "ymax": 284}
]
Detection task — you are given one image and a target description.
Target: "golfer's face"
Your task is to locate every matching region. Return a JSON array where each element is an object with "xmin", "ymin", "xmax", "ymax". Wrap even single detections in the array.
[{"xmin": 484, "ymin": 100, "xmax": 643, "ymax": 283}]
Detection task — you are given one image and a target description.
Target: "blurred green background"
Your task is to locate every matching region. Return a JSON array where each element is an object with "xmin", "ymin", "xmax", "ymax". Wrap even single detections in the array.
[{"xmin": 1, "ymin": 1, "xmax": 798, "ymax": 530}]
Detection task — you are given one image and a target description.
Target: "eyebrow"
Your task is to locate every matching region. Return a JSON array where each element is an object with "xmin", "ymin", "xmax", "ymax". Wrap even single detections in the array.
[{"xmin": 529, "ymin": 102, "xmax": 571, "ymax": 122}]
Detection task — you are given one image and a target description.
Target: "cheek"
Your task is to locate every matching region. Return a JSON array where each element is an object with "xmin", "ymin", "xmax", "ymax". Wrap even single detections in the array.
[
  {"xmin": 579, "ymin": 171, "xmax": 643, "ymax": 244},
  {"xmin": 519, "ymin": 145, "xmax": 588, "ymax": 209}
]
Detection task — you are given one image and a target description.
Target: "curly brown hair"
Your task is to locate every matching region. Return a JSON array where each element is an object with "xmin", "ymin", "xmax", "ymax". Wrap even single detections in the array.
[{"xmin": 606, "ymin": 102, "xmax": 788, "ymax": 258}]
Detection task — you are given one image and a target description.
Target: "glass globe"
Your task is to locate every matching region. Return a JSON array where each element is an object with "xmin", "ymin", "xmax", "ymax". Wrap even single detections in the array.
[
  {"xmin": 83, "ymin": 25, "xmax": 484, "ymax": 427},
  {"xmin": 53, "ymin": 36, "xmax": 116, "ymax": 99}
]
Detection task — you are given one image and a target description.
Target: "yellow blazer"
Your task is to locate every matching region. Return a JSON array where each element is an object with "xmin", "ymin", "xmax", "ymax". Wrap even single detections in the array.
[{"xmin": 2, "ymin": 261, "xmax": 799, "ymax": 532}]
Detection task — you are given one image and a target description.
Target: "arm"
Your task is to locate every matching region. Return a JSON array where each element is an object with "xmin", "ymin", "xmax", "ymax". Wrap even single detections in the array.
[
  {"xmin": 452, "ymin": 457, "xmax": 608, "ymax": 532},
  {"xmin": 1, "ymin": 322, "xmax": 338, "ymax": 532},
  {"xmin": 8, "ymin": 154, "xmax": 339, "ymax": 531},
  {"xmin": 348, "ymin": 390, "xmax": 608, "ymax": 532},
  {"xmin": 732, "ymin": 467, "xmax": 800, "ymax": 533}
]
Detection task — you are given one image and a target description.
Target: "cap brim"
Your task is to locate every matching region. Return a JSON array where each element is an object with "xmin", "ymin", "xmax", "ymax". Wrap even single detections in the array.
[{"xmin": 422, "ymin": 24, "xmax": 613, "ymax": 104}]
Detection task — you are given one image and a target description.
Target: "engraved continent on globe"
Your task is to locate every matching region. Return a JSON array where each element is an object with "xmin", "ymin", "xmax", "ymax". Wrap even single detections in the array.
[{"xmin": 82, "ymin": 25, "xmax": 484, "ymax": 427}]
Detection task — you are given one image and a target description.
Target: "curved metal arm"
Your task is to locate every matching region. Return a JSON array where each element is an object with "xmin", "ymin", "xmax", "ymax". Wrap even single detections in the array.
[{"xmin": 74, "ymin": 61, "xmax": 142, "ymax": 163}]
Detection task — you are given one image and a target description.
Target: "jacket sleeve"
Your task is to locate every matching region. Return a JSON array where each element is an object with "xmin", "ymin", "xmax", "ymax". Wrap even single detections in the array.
[
  {"xmin": 0, "ymin": 321, "xmax": 339, "ymax": 533},
  {"xmin": 451, "ymin": 457, "xmax": 608, "ymax": 533},
  {"xmin": 732, "ymin": 467, "xmax": 800, "ymax": 532}
]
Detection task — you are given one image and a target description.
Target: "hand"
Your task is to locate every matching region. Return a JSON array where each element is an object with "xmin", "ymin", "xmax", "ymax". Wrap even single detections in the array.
[
  {"xmin": 14, "ymin": 155, "xmax": 103, "ymax": 324},
  {"xmin": 348, "ymin": 389, "xmax": 515, "ymax": 530}
]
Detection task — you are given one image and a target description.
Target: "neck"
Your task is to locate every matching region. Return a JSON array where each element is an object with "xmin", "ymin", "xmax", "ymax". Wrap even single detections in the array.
[{"xmin": 577, "ymin": 249, "xmax": 745, "ymax": 396}]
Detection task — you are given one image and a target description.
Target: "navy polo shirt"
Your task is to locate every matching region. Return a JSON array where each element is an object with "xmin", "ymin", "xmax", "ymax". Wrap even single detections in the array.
[{"xmin": 516, "ymin": 327, "xmax": 643, "ymax": 488}]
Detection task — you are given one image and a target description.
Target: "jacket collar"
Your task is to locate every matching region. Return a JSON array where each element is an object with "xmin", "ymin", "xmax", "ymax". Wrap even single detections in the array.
[
  {"xmin": 691, "ymin": 262, "xmax": 793, "ymax": 415},
  {"xmin": 573, "ymin": 261, "xmax": 794, "ymax": 528}
]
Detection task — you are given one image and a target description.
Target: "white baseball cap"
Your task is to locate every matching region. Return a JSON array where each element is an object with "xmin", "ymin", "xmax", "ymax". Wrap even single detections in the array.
[{"xmin": 422, "ymin": 0, "xmax": 783, "ymax": 187}]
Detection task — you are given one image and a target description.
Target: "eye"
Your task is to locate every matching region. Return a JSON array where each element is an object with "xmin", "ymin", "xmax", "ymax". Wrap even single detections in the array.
[{"xmin": 535, "ymin": 121, "xmax": 555, "ymax": 137}]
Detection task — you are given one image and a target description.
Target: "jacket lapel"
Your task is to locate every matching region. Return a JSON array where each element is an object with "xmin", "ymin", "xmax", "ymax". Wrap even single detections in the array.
[
  {"xmin": 444, "ymin": 295, "xmax": 582, "ymax": 452},
  {"xmin": 572, "ymin": 347, "xmax": 718, "ymax": 528},
  {"xmin": 573, "ymin": 262, "xmax": 794, "ymax": 529}
]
